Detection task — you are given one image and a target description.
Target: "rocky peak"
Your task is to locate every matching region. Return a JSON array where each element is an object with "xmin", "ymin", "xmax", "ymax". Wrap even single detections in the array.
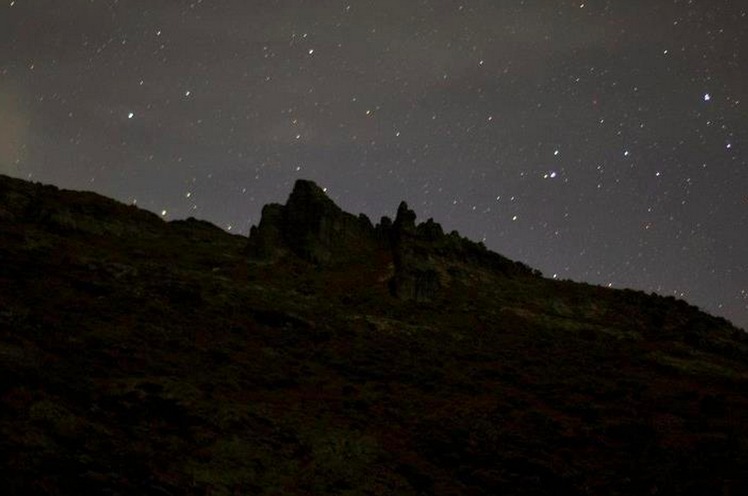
[
  {"xmin": 393, "ymin": 201, "xmax": 416, "ymax": 233},
  {"xmin": 386, "ymin": 201, "xmax": 440, "ymax": 302},
  {"xmin": 285, "ymin": 180, "xmax": 339, "ymax": 219},
  {"xmin": 246, "ymin": 179, "xmax": 376, "ymax": 264}
]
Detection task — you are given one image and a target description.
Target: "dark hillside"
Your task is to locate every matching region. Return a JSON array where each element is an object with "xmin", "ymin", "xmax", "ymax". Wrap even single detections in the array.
[{"xmin": 1, "ymin": 174, "xmax": 747, "ymax": 495}]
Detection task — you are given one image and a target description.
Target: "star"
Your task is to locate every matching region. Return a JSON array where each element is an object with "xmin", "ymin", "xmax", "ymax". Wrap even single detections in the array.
[{"xmin": 5, "ymin": 0, "xmax": 746, "ymax": 329}]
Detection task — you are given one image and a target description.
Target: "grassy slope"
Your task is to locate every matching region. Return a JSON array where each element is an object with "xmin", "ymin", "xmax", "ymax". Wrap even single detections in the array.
[{"xmin": 1, "ymin": 175, "xmax": 747, "ymax": 495}]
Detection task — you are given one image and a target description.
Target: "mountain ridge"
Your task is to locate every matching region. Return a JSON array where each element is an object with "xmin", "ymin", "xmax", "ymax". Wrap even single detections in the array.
[{"xmin": 1, "ymin": 173, "xmax": 747, "ymax": 495}]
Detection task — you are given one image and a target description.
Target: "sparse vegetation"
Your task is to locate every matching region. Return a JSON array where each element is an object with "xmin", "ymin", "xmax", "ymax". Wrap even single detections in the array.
[{"xmin": 1, "ymin": 174, "xmax": 747, "ymax": 495}]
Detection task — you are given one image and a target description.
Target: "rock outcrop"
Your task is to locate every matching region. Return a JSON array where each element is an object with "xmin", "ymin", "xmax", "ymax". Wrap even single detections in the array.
[
  {"xmin": 247, "ymin": 179, "xmax": 536, "ymax": 301},
  {"xmin": 0, "ymin": 173, "xmax": 163, "ymax": 237},
  {"xmin": 246, "ymin": 180, "xmax": 376, "ymax": 264},
  {"xmin": 388, "ymin": 202, "xmax": 442, "ymax": 302}
]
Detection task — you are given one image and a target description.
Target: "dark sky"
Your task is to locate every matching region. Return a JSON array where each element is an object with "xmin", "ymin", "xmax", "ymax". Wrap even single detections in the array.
[{"xmin": 2, "ymin": 0, "xmax": 746, "ymax": 329}]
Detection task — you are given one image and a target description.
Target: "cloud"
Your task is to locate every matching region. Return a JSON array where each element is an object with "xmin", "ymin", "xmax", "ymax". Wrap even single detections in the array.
[{"xmin": 0, "ymin": 84, "xmax": 30, "ymax": 176}]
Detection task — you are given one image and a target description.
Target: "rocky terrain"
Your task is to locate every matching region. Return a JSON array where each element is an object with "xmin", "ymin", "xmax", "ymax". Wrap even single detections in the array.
[{"xmin": 1, "ymin": 173, "xmax": 747, "ymax": 495}]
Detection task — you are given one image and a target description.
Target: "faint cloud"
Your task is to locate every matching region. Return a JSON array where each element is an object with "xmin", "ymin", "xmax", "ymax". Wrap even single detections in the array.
[{"xmin": 0, "ymin": 84, "xmax": 30, "ymax": 176}]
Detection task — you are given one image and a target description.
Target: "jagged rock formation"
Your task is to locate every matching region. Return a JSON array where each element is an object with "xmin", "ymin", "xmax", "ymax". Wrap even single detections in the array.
[
  {"xmin": 388, "ymin": 201, "xmax": 442, "ymax": 302},
  {"xmin": 247, "ymin": 180, "xmax": 376, "ymax": 264},
  {"xmin": 247, "ymin": 179, "xmax": 535, "ymax": 301}
]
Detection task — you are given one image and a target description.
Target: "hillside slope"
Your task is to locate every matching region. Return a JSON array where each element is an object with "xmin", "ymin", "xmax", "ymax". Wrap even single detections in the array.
[{"xmin": 1, "ymin": 174, "xmax": 747, "ymax": 495}]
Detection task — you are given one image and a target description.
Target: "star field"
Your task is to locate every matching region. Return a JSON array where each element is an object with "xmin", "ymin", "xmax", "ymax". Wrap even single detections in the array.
[{"xmin": 1, "ymin": 0, "xmax": 746, "ymax": 328}]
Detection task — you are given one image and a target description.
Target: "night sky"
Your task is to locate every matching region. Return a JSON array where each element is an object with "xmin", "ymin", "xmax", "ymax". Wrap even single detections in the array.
[{"xmin": 2, "ymin": 1, "xmax": 746, "ymax": 329}]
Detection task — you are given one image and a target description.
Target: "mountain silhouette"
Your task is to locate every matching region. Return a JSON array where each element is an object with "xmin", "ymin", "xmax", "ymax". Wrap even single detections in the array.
[{"xmin": 1, "ymin": 173, "xmax": 747, "ymax": 495}]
